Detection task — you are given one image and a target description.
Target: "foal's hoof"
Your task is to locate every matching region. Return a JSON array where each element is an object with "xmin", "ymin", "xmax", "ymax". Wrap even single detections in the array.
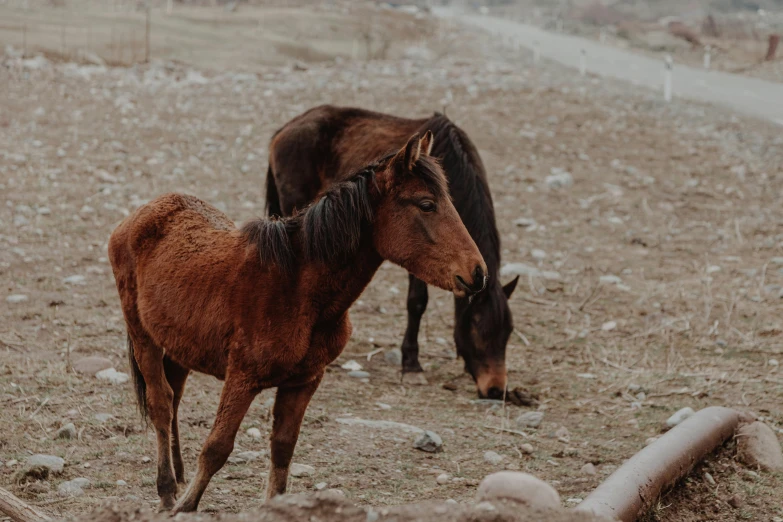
[{"xmin": 402, "ymin": 372, "xmax": 428, "ymax": 386}]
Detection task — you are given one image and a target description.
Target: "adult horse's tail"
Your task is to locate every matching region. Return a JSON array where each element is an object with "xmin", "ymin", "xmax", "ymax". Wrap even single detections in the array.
[
  {"xmin": 265, "ymin": 165, "xmax": 282, "ymax": 217},
  {"xmin": 127, "ymin": 332, "xmax": 148, "ymax": 422}
]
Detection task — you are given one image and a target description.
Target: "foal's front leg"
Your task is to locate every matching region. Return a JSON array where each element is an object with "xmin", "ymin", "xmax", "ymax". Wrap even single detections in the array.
[
  {"xmin": 401, "ymin": 274, "xmax": 428, "ymax": 383},
  {"xmin": 172, "ymin": 375, "xmax": 256, "ymax": 514},
  {"xmin": 266, "ymin": 372, "xmax": 323, "ymax": 499}
]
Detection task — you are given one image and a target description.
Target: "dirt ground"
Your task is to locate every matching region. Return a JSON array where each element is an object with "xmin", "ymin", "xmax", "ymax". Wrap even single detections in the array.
[{"xmin": 1, "ymin": 2, "xmax": 783, "ymax": 522}]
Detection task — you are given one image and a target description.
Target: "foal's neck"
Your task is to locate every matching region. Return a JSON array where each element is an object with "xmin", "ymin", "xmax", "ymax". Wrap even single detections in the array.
[{"xmin": 309, "ymin": 237, "xmax": 383, "ymax": 323}]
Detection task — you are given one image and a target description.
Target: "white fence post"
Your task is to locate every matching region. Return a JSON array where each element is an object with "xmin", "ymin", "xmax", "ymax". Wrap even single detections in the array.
[{"xmin": 664, "ymin": 55, "xmax": 673, "ymax": 102}]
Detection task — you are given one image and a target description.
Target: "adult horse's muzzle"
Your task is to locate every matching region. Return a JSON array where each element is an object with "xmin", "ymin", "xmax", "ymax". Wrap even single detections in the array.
[{"xmin": 455, "ymin": 265, "xmax": 488, "ymax": 296}]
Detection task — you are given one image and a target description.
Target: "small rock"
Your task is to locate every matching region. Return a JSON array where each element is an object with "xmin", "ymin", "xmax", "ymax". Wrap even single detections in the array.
[
  {"xmin": 736, "ymin": 421, "xmax": 783, "ymax": 471},
  {"xmin": 581, "ymin": 463, "xmax": 596, "ymax": 476},
  {"xmin": 376, "ymin": 402, "xmax": 392, "ymax": 410},
  {"xmin": 116, "ymin": 480, "xmax": 127, "ymax": 486},
  {"xmin": 6, "ymin": 294, "xmax": 28, "ymax": 304},
  {"xmin": 414, "ymin": 430, "xmax": 443, "ymax": 453},
  {"xmin": 601, "ymin": 321, "xmax": 617, "ymax": 331},
  {"xmin": 141, "ymin": 457, "xmax": 151, "ymax": 464},
  {"xmin": 545, "ymin": 168, "xmax": 573, "ymax": 189},
  {"xmin": 95, "ymin": 368, "xmax": 130, "ymax": 385},
  {"xmin": 26, "ymin": 455, "xmax": 65, "ymax": 474},
  {"xmin": 436, "ymin": 473, "xmax": 451, "ymax": 485},
  {"xmin": 445, "ymin": 498, "xmax": 458, "ymax": 505},
  {"xmin": 515, "ymin": 411, "xmax": 544, "ymax": 429},
  {"xmin": 384, "ymin": 349, "xmax": 402, "ymax": 366},
  {"xmin": 483, "ymin": 451, "xmax": 504, "ymax": 465},
  {"xmin": 229, "ymin": 451, "xmax": 265, "ymax": 464},
  {"xmin": 341, "ymin": 360, "xmax": 362, "ymax": 371},
  {"xmin": 314, "ymin": 482, "xmax": 327, "ymax": 491},
  {"xmin": 519, "ymin": 443, "xmax": 534, "ymax": 454},
  {"xmin": 62, "ymin": 275, "xmax": 86, "ymax": 285},
  {"xmin": 56, "ymin": 423, "xmax": 77, "ymax": 440},
  {"xmin": 6, "ymin": 460, "xmax": 18, "ymax": 468},
  {"xmin": 94, "ymin": 413, "xmax": 114, "ymax": 423},
  {"xmin": 348, "ymin": 371, "xmax": 370, "ymax": 379},
  {"xmin": 477, "ymin": 472, "xmax": 561, "ymax": 510},
  {"xmin": 704, "ymin": 472, "xmax": 715, "ymax": 485},
  {"xmin": 290, "ymin": 463, "xmax": 315, "ymax": 478},
  {"xmin": 727, "ymin": 494, "xmax": 743, "ymax": 509},
  {"xmin": 246, "ymin": 428, "xmax": 262, "ymax": 439},
  {"xmin": 531, "ymin": 249, "xmax": 547, "ymax": 260},
  {"xmin": 555, "ymin": 426, "xmax": 570, "ymax": 441},
  {"xmin": 513, "ymin": 217, "xmax": 537, "ymax": 228},
  {"xmin": 73, "ymin": 356, "xmax": 113, "ymax": 375},
  {"xmin": 58, "ymin": 478, "xmax": 90, "ymax": 497},
  {"xmin": 599, "ymin": 275, "xmax": 623, "ymax": 285},
  {"xmin": 665, "ymin": 407, "xmax": 695, "ymax": 428},
  {"xmin": 500, "ymin": 262, "xmax": 540, "ymax": 278}
]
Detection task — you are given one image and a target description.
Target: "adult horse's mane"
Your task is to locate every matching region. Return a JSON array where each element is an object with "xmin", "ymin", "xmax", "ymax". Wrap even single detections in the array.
[
  {"xmin": 243, "ymin": 153, "xmax": 446, "ymax": 271},
  {"xmin": 425, "ymin": 114, "xmax": 500, "ymax": 277}
]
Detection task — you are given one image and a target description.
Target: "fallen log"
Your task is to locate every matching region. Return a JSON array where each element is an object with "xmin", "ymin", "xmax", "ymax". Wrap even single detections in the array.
[
  {"xmin": 0, "ymin": 486, "xmax": 52, "ymax": 522},
  {"xmin": 574, "ymin": 406, "xmax": 745, "ymax": 522}
]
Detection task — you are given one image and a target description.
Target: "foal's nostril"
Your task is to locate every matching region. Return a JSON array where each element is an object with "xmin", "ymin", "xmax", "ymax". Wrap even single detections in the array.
[{"xmin": 472, "ymin": 265, "xmax": 487, "ymax": 292}]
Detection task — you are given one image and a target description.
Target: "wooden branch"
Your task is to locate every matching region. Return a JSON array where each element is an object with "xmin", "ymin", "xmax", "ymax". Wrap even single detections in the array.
[{"xmin": 0, "ymin": 487, "xmax": 52, "ymax": 522}]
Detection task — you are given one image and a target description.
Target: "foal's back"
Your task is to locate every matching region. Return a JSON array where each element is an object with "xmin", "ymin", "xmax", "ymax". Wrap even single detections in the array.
[{"xmin": 109, "ymin": 194, "xmax": 245, "ymax": 378}]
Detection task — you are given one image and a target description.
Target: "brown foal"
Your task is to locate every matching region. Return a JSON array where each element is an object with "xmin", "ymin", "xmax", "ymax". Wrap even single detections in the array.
[{"xmin": 108, "ymin": 132, "xmax": 487, "ymax": 513}]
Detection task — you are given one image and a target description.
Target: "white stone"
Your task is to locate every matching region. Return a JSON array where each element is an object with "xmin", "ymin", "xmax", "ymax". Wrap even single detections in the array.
[
  {"xmin": 6, "ymin": 294, "xmax": 28, "ymax": 304},
  {"xmin": 484, "ymin": 451, "xmax": 504, "ymax": 465},
  {"xmin": 436, "ymin": 473, "xmax": 451, "ymax": 485},
  {"xmin": 290, "ymin": 463, "xmax": 315, "ymax": 478},
  {"xmin": 515, "ymin": 411, "xmax": 544, "ymax": 429},
  {"xmin": 27, "ymin": 455, "xmax": 65, "ymax": 474},
  {"xmin": 63, "ymin": 275, "xmax": 86, "ymax": 285},
  {"xmin": 341, "ymin": 360, "xmax": 363, "ymax": 371},
  {"xmin": 601, "ymin": 321, "xmax": 617, "ymax": 331},
  {"xmin": 476, "ymin": 472, "xmax": 560, "ymax": 510},
  {"xmin": 246, "ymin": 427, "xmax": 262, "ymax": 439},
  {"xmin": 96, "ymin": 368, "xmax": 130, "ymax": 385}
]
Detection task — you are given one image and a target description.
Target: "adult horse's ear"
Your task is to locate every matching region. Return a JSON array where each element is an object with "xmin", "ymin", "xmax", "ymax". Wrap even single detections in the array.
[
  {"xmin": 502, "ymin": 276, "xmax": 519, "ymax": 299},
  {"xmin": 401, "ymin": 132, "xmax": 422, "ymax": 170},
  {"xmin": 419, "ymin": 130, "xmax": 434, "ymax": 156}
]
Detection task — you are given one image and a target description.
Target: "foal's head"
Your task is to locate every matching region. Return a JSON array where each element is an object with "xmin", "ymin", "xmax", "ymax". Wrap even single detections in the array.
[{"xmin": 374, "ymin": 132, "xmax": 487, "ymax": 298}]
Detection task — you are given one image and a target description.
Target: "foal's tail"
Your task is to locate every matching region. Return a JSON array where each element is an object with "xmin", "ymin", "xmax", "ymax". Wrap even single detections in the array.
[
  {"xmin": 265, "ymin": 165, "xmax": 282, "ymax": 217},
  {"xmin": 127, "ymin": 332, "xmax": 149, "ymax": 423}
]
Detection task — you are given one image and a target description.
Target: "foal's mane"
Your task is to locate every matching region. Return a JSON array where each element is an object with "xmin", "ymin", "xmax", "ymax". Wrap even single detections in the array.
[{"xmin": 243, "ymin": 153, "xmax": 446, "ymax": 271}]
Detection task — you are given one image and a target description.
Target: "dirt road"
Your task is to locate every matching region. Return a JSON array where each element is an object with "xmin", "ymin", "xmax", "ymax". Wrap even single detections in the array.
[{"xmin": 435, "ymin": 8, "xmax": 783, "ymax": 126}]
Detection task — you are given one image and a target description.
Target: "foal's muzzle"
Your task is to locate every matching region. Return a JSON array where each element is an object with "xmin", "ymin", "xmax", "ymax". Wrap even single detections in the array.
[{"xmin": 455, "ymin": 265, "xmax": 488, "ymax": 296}]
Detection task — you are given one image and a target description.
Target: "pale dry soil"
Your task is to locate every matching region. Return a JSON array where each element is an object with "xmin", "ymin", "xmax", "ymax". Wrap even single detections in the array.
[{"xmin": 1, "ymin": 5, "xmax": 783, "ymax": 522}]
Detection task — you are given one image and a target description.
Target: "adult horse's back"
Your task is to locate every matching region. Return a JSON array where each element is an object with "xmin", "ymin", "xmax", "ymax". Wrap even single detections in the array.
[{"xmin": 266, "ymin": 106, "xmax": 519, "ymax": 399}]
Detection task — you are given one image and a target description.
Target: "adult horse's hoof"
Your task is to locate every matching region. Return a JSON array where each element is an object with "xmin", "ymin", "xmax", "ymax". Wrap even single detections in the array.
[{"xmin": 402, "ymin": 372, "xmax": 428, "ymax": 386}]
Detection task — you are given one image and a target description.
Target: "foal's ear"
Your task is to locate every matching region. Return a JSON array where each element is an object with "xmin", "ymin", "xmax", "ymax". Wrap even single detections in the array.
[{"xmin": 502, "ymin": 276, "xmax": 519, "ymax": 299}]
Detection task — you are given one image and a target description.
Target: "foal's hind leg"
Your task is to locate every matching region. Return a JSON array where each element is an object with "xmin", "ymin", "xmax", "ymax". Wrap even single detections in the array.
[
  {"xmin": 132, "ymin": 333, "xmax": 178, "ymax": 511},
  {"xmin": 401, "ymin": 274, "xmax": 428, "ymax": 384},
  {"xmin": 164, "ymin": 356, "xmax": 190, "ymax": 485},
  {"xmin": 172, "ymin": 373, "xmax": 256, "ymax": 514}
]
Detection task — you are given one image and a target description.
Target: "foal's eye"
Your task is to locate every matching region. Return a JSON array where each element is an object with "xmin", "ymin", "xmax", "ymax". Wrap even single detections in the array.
[{"xmin": 418, "ymin": 201, "xmax": 436, "ymax": 213}]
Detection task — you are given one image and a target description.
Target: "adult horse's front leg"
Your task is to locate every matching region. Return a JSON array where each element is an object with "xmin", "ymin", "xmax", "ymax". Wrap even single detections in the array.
[
  {"xmin": 401, "ymin": 274, "xmax": 428, "ymax": 383},
  {"xmin": 171, "ymin": 374, "xmax": 256, "ymax": 514},
  {"xmin": 266, "ymin": 372, "xmax": 323, "ymax": 499}
]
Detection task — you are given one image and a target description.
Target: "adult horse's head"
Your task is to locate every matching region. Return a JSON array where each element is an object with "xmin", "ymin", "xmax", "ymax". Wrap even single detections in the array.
[
  {"xmin": 373, "ymin": 132, "xmax": 487, "ymax": 298},
  {"xmin": 454, "ymin": 275, "xmax": 519, "ymax": 400}
]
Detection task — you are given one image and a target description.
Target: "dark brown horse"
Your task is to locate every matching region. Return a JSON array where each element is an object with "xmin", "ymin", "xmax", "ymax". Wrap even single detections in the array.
[
  {"xmin": 266, "ymin": 106, "xmax": 518, "ymax": 399},
  {"xmin": 108, "ymin": 133, "xmax": 486, "ymax": 513}
]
